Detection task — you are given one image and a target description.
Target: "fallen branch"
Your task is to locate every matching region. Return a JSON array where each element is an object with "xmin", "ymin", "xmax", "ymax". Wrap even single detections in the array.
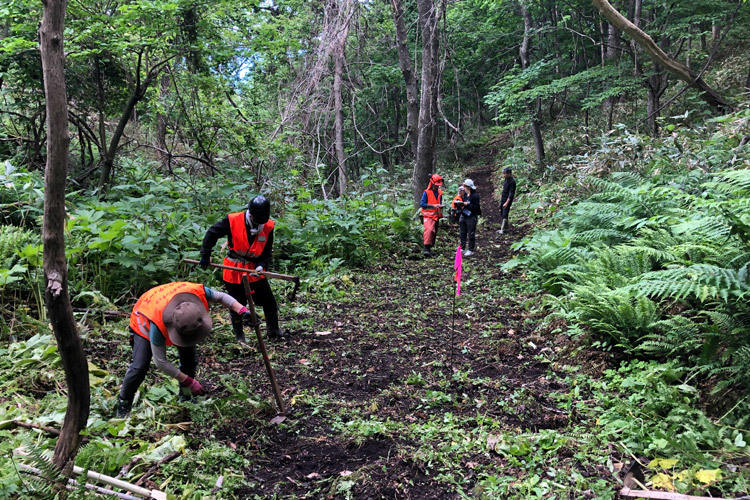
[
  {"xmin": 115, "ymin": 455, "xmax": 143, "ymax": 480},
  {"xmin": 134, "ymin": 451, "xmax": 181, "ymax": 487},
  {"xmin": 1, "ymin": 420, "xmax": 61, "ymax": 436},
  {"xmin": 72, "ymin": 307, "xmax": 128, "ymax": 318}
]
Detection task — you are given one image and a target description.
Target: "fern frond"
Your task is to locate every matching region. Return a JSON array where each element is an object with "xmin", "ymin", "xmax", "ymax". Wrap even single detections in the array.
[
  {"xmin": 637, "ymin": 264, "xmax": 749, "ymax": 302},
  {"xmin": 616, "ymin": 244, "xmax": 677, "ymax": 265},
  {"xmin": 672, "ymin": 217, "xmax": 732, "ymax": 240},
  {"xmin": 610, "ymin": 171, "xmax": 646, "ymax": 188},
  {"xmin": 575, "ymin": 228, "xmax": 631, "ymax": 244}
]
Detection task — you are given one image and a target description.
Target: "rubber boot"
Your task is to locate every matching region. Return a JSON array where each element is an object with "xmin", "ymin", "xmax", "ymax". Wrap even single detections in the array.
[
  {"xmin": 499, "ymin": 219, "xmax": 507, "ymax": 234},
  {"xmin": 423, "ymin": 245, "xmax": 432, "ymax": 257},
  {"xmin": 231, "ymin": 316, "xmax": 246, "ymax": 342},
  {"xmin": 116, "ymin": 396, "xmax": 132, "ymax": 418},
  {"xmin": 264, "ymin": 307, "xmax": 284, "ymax": 340}
]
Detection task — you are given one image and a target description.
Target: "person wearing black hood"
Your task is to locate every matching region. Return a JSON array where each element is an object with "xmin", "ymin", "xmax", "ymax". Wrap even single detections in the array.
[
  {"xmin": 499, "ymin": 167, "xmax": 516, "ymax": 234},
  {"xmin": 199, "ymin": 195, "xmax": 283, "ymax": 342}
]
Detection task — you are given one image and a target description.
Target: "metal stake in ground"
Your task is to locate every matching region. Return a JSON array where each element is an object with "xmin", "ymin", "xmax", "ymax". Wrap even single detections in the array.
[
  {"xmin": 450, "ymin": 245, "xmax": 463, "ymax": 382},
  {"xmin": 183, "ymin": 258, "xmax": 288, "ymax": 414}
]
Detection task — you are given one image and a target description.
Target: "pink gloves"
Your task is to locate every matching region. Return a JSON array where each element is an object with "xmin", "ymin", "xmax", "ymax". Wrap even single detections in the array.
[{"xmin": 179, "ymin": 375, "xmax": 206, "ymax": 396}]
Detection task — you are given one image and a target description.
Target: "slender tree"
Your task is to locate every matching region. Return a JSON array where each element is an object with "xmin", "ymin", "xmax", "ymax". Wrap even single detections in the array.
[
  {"xmin": 592, "ymin": 0, "xmax": 731, "ymax": 112},
  {"xmin": 412, "ymin": 0, "xmax": 443, "ymax": 209},
  {"xmin": 391, "ymin": 0, "xmax": 419, "ymax": 158},
  {"xmin": 332, "ymin": 0, "xmax": 353, "ymax": 196},
  {"xmin": 39, "ymin": 0, "xmax": 90, "ymax": 472},
  {"xmin": 520, "ymin": 3, "xmax": 545, "ymax": 164}
]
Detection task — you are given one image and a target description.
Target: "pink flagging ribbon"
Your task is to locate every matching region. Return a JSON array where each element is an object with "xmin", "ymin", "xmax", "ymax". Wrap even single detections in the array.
[{"xmin": 454, "ymin": 245, "xmax": 462, "ymax": 296}]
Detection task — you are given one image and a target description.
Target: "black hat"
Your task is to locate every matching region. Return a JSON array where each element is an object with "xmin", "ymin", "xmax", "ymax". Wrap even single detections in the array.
[{"xmin": 249, "ymin": 195, "xmax": 270, "ymax": 224}]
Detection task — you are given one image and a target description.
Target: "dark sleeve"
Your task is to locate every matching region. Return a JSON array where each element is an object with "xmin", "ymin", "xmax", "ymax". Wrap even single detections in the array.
[
  {"xmin": 468, "ymin": 193, "xmax": 481, "ymax": 214},
  {"xmin": 508, "ymin": 178, "xmax": 516, "ymax": 203},
  {"xmin": 254, "ymin": 228, "xmax": 274, "ymax": 270},
  {"xmin": 200, "ymin": 217, "xmax": 230, "ymax": 258}
]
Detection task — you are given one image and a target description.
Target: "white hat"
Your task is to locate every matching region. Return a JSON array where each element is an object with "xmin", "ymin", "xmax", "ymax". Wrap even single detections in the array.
[{"xmin": 463, "ymin": 179, "xmax": 476, "ymax": 190}]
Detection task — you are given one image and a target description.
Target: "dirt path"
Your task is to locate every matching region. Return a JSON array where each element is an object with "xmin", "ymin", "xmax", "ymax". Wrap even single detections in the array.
[{"xmin": 163, "ymin": 166, "xmax": 593, "ymax": 499}]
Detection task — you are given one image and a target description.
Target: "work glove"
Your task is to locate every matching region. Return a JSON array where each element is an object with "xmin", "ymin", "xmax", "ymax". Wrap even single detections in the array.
[
  {"xmin": 238, "ymin": 306, "xmax": 257, "ymax": 327},
  {"xmin": 254, "ymin": 265, "xmax": 263, "ymax": 272},
  {"xmin": 199, "ymin": 254, "xmax": 210, "ymax": 269},
  {"xmin": 179, "ymin": 375, "xmax": 206, "ymax": 396}
]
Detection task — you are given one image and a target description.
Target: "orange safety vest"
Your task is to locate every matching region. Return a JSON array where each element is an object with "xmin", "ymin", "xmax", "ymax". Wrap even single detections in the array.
[
  {"xmin": 223, "ymin": 212, "xmax": 276, "ymax": 284},
  {"xmin": 451, "ymin": 194, "xmax": 464, "ymax": 210},
  {"xmin": 421, "ymin": 188, "xmax": 444, "ymax": 220},
  {"xmin": 129, "ymin": 282, "xmax": 208, "ymax": 346}
]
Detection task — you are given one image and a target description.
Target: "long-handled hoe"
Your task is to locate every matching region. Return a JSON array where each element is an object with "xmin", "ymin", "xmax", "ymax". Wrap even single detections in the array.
[{"xmin": 184, "ymin": 259, "xmax": 300, "ymax": 415}]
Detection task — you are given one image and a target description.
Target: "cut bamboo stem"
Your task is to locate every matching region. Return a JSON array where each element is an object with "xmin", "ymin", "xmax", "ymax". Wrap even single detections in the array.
[
  {"xmin": 619, "ymin": 487, "xmax": 742, "ymax": 500},
  {"xmin": 73, "ymin": 465, "xmax": 167, "ymax": 499},
  {"xmin": 19, "ymin": 463, "xmax": 142, "ymax": 500}
]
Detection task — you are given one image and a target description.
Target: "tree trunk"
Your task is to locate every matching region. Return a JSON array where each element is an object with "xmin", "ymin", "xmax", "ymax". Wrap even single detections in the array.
[
  {"xmin": 412, "ymin": 0, "xmax": 441, "ymax": 209},
  {"xmin": 592, "ymin": 0, "xmax": 732, "ymax": 111},
  {"xmin": 647, "ymin": 74, "xmax": 659, "ymax": 135},
  {"xmin": 391, "ymin": 0, "xmax": 419, "ymax": 158},
  {"xmin": 97, "ymin": 50, "xmax": 168, "ymax": 191},
  {"xmin": 332, "ymin": 5, "xmax": 350, "ymax": 197},
  {"xmin": 39, "ymin": 0, "xmax": 90, "ymax": 473},
  {"xmin": 156, "ymin": 73, "xmax": 171, "ymax": 170},
  {"xmin": 98, "ymin": 88, "xmax": 142, "ymax": 190},
  {"xmin": 521, "ymin": 4, "xmax": 545, "ymax": 164}
]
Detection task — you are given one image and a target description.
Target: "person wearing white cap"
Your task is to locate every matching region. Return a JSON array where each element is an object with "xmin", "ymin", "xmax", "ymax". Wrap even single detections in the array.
[
  {"xmin": 459, "ymin": 178, "xmax": 481, "ymax": 256},
  {"xmin": 116, "ymin": 281, "xmax": 253, "ymax": 417}
]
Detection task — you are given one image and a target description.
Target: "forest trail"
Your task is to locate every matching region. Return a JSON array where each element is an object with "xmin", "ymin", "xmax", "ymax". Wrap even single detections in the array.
[
  {"xmin": 180, "ymin": 166, "xmax": 591, "ymax": 499},
  {"xmin": 124, "ymin": 168, "xmax": 594, "ymax": 498}
]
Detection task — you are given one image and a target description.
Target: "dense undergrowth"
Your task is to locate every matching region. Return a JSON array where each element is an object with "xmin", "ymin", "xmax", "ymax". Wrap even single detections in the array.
[
  {"xmin": 503, "ymin": 109, "xmax": 750, "ymax": 495},
  {"xmin": 0, "ymin": 161, "xmax": 421, "ymax": 334}
]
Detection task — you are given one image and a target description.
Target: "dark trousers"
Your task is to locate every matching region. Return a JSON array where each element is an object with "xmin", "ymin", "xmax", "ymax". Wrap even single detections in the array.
[
  {"xmin": 501, "ymin": 200, "xmax": 512, "ymax": 219},
  {"xmin": 224, "ymin": 278, "xmax": 279, "ymax": 333},
  {"xmin": 459, "ymin": 215, "xmax": 478, "ymax": 251},
  {"xmin": 119, "ymin": 330, "xmax": 197, "ymax": 403}
]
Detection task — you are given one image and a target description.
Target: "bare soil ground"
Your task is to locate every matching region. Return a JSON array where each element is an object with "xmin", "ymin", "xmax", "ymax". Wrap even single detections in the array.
[{"xmin": 94, "ymin": 167, "xmax": 617, "ymax": 498}]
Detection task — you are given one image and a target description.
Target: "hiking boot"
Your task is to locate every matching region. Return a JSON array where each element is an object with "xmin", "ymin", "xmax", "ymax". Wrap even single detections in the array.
[
  {"xmin": 231, "ymin": 319, "xmax": 246, "ymax": 342},
  {"xmin": 267, "ymin": 327, "xmax": 286, "ymax": 340},
  {"xmin": 423, "ymin": 245, "xmax": 432, "ymax": 257},
  {"xmin": 116, "ymin": 397, "xmax": 132, "ymax": 418}
]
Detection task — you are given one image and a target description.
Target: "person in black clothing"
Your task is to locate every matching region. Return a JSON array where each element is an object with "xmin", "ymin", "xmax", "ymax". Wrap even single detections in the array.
[
  {"xmin": 459, "ymin": 178, "xmax": 481, "ymax": 256},
  {"xmin": 499, "ymin": 167, "xmax": 516, "ymax": 234},
  {"xmin": 199, "ymin": 195, "xmax": 284, "ymax": 342}
]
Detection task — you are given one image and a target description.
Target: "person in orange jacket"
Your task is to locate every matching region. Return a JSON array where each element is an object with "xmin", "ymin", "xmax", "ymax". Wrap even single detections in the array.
[
  {"xmin": 450, "ymin": 185, "xmax": 467, "ymax": 224},
  {"xmin": 117, "ymin": 281, "xmax": 252, "ymax": 417},
  {"xmin": 420, "ymin": 174, "xmax": 445, "ymax": 256},
  {"xmin": 200, "ymin": 195, "xmax": 282, "ymax": 342}
]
